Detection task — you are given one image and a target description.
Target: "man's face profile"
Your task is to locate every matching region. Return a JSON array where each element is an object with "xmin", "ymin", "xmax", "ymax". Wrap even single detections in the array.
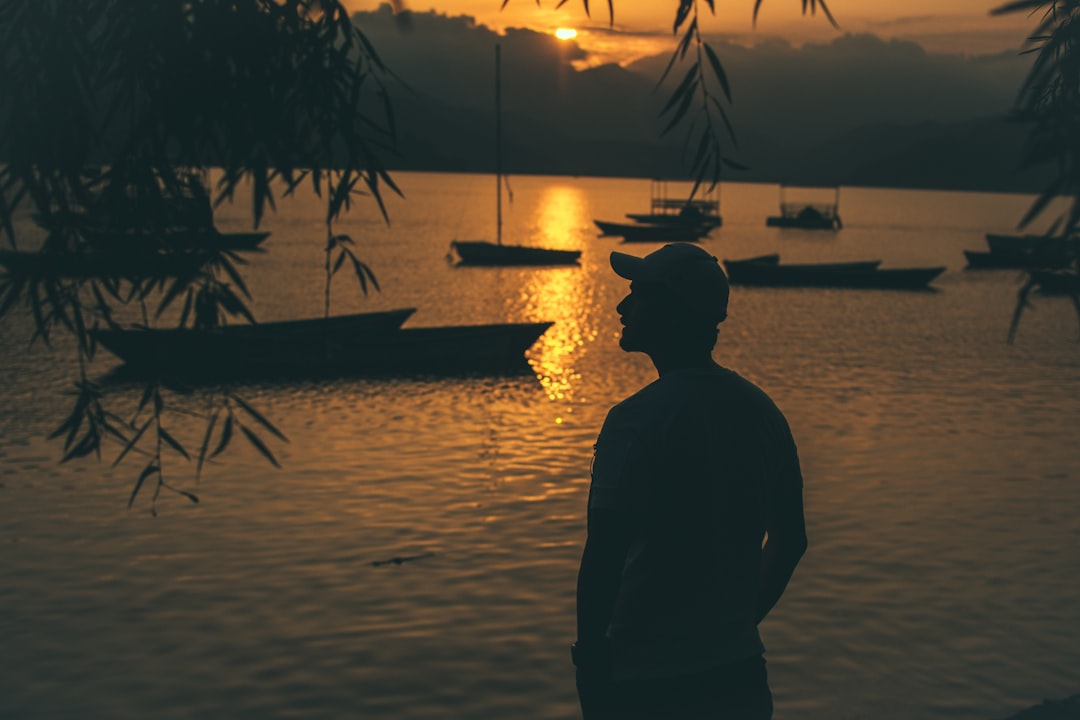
[{"xmin": 616, "ymin": 281, "xmax": 678, "ymax": 354}]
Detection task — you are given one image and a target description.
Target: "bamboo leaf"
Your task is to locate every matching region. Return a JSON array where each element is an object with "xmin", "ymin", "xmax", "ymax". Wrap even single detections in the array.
[
  {"xmin": 710, "ymin": 96, "xmax": 739, "ymax": 146},
  {"xmin": 178, "ymin": 287, "xmax": 194, "ymax": 328},
  {"xmin": 332, "ymin": 249, "xmax": 348, "ymax": 275},
  {"xmin": 209, "ymin": 414, "xmax": 233, "ymax": 459},
  {"xmin": 177, "ymin": 490, "xmax": 200, "ymax": 504},
  {"xmin": 196, "ymin": 411, "xmax": 219, "ymax": 481},
  {"xmin": 128, "ymin": 461, "xmax": 159, "ymax": 509},
  {"xmin": 673, "ymin": 0, "xmax": 693, "ymax": 33},
  {"xmin": 159, "ymin": 426, "xmax": 191, "ymax": 460},
  {"xmin": 1019, "ymin": 176, "xmax": 1065, "ymax": 228},
  {"xmin": 655, "ymin": 29, "xmax": 691, "ymax": 90},
  {"xmin": 156, "ymin": 274, "xmax": 197, "ymax": 319},
  {"xmin": 113, "ymin": 417, "xmax": 154, "ymax": 468},
  {"xmin": 703, "ymin": 43, "xmax": 732, "ymax": 103},
  {"xmin": 239, "ymin": 423, "xmax": 281, "ymax": 468},
  {"xmin": 679, "ymin": 18, "xmax": 697, "ymax": 61},
  {"xmin": 136, "ymin": 381, "xmax": 156, "ymax": 416},
  {"xmin": 61, "ymin": 432, "xmax": 99, "ymax": 463},
  {"xmin": 230, "ymin": 393, "xmax": 288, "ymax": 441},
  {"xmin": 350, "ymin": 254, "xmax": 381, "ymax": 295},
  {"xmin": 990, "ymin": 0, "xmax": 1042, "ymax": 16},
  {"xmin": 0, "ymin": 274, "xmax": 25, "ymax": 320},
  {"xmin": 1008, "ymin": 276, "xmax": 1039, "ymax": 344},
  {"xmin": 661, "ymin": 64, "xmax": 700, "ymax": 116},
  {"xmin": 661, "ymin": 82, "xmax": 698, "ymax": 135},
  {"xmin": 49, "ymin": 395, "xmax": 84, "ymax": 442},
  {"xmin": 214, "ymin": 255, "xmax": 252, "ymax": 300}
]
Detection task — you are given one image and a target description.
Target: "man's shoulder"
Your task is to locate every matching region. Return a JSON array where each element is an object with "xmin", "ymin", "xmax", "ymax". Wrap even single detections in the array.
[{"xmin": 607, "ymin": 367, "xmax": 786, "ymax": 425}]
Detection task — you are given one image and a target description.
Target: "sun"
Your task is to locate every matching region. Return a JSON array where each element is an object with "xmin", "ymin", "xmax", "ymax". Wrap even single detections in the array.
[{"xmin": 554, "ymin": 27, "xmax": 577, "ymax": 41}]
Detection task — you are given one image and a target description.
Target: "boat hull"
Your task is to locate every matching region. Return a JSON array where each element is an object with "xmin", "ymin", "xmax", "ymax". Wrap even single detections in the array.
[
  {"xmin": 593, "ymin": 220, "xmax": 710, "ymax": 243},
  {"xmin": 0, "ymin": 249, "xmax": 214, "ymax": 280},
  {"xmin": 451, "ymin": 241, "xmax": 580, "ymax": 266},
  {"xmin": 1030, "ymin": 270, "xmax": 1080, "ymax": 295},
  {"xmin": 723, "ymin": 255, "xmax": 880, "ymax": 273},
  {"xmin": 624, "ymin": 213, "xmax": 722, "ymax": 228},
  {"xmin": 723, "ymin": 257, "xmax": 942, "ymax": 289},
  {"xmin": 963, "ymin": 249, "xmax": 1073, "ymax": 269},
  {"xmin": 92, "ymin": 315, "xmax": 553, "ymax": 380},
  {"xmin": 985, "ymin": 233, "xmax": 1078, "ymax": 254},
  {"xmin": 765, "ymin": 215, "xmax": 841, "ymax": 230},
  {"xmin": 82, "ymin": 229, "xmax": 271, "ymax": 251}
]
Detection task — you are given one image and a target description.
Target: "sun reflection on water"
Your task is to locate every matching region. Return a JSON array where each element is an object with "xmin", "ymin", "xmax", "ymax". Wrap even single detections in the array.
[
  {"xmin": 515, "ymin": 184, "xmax": 599, "ymax": 408},
  {"xmin": 531, "ymin": 183, "xmax": 590, "ymax": 250}
]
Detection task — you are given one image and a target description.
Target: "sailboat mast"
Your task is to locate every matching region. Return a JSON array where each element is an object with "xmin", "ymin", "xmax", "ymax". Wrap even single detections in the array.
[{"xmin": 495, "ymin": 43, "xmax": 503, "ymax": 246}]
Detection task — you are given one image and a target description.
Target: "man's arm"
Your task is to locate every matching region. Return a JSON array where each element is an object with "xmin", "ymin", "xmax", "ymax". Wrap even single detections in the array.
[
  {"xmin": 756, "ymin": 461, "xmax": 807, "ymax": 625},
  {"xmin": 576, "ymin": 507, "xmax": 631, "ymax": 652}
]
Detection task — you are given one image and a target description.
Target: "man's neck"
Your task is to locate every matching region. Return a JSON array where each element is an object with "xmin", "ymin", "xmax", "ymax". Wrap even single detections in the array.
[{"xmin": 649, "ymin": 349, "xmax": 717, "ymax": 377}]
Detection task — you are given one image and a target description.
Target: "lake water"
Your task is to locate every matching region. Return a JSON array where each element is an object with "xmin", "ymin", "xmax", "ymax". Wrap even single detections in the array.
[{"xmin": 2, "ymin": 173, "xmax": 1079, "ymax": 720}]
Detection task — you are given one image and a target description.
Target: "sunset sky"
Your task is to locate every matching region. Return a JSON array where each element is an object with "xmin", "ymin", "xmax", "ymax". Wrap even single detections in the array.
[{"xmin": 344, "ymin": 0, "xmax": 1037, "ymax": 65}]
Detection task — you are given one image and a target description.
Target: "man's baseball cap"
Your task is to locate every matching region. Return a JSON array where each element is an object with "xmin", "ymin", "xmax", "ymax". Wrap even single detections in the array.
[{"xmin": 610, "ymin": 243, "xmax": 729, "ymax": 325}]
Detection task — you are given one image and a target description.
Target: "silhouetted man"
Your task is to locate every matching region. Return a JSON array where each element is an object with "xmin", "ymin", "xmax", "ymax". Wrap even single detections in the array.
[{"xmin": 573, "ymin": 243, "xmax": 807, "ymax": 719}]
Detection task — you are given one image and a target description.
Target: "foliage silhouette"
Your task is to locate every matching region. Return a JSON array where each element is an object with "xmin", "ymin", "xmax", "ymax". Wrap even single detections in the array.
[
  {"xmin": 533, "ymin": 0, "xmax": 835, "ymax": 198},
  {"xmin": 992, "ymin": 1, "xmax": 1080, "ymax": 341},
  {"xmin": 0, "ymin": 0, "xmax": 399, "ymax": 511}
]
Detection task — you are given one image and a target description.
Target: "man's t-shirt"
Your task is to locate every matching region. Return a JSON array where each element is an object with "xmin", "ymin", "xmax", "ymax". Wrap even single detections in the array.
[{"xmin": 589, "ymin": 365, "xmax": 802, "ymax": 680}]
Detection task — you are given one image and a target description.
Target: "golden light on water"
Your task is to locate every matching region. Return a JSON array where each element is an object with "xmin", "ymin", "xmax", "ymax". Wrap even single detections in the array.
[
  {"xmin": 533, "ymin": 183, "xmax": 587, "ymax": 250},
  {"xmin": 516, "ymin": 184, "xmax": 598, "ymax": 407},
  {"xmin": 554, "ymin": 27, "xmax": 577, "ymax": 40}
]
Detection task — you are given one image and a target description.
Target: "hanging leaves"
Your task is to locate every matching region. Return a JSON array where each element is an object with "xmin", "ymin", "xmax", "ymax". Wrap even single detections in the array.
[{"xmin": 990, "ymin": 1, "xmax": 1080, "ymax": 341}]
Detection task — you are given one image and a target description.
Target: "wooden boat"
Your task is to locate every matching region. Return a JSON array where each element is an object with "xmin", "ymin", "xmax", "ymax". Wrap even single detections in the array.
[
  {"xmin": 722, "ymin": 255, "xmax": 943, "ymax": 289},
  {"xmin": 593, "ymin": 219, "xmax": 711, "ymax": 243},
  {"xmin": 1030, "ymin": 270, "xmax": 1079, "ymax": 295},
  {"xmin": 963, "ymin": 249, "xmax": 1073, "ymax": 269},
  {"xmin": 0, "ymin": 248, "xmax": 214, "ymax": 280},
  {"xmin": 985, "ymin": 233, "xmax": 1078, "ymax": 254},
  {"xmin": 92, "ymin": 308, "xmax": 415, "ymax": 370},
  {"xmin": 451, "ymin": 241, "xmax": 580, "ymax": 266},
  {"xmin": 81, "ymin": 228, "xmax": 270, "ymax": 252},
  {"xmin": 450, "ymin": 45, "xmax": 580, "ymax": 267},
  {"xmin": 722, "ymin": 254, "xmax": 881, "ymax": 272},
  {"xmin": 765, "ymin": 186, "xmax": 842, "ymax": 229},
  {"xmin": 624, "ymin": 180, "xmax": 722, "ymax": 228},
  {"xmin": 92, "ymin": 313, "xmax": 553, "ymax": 379}
]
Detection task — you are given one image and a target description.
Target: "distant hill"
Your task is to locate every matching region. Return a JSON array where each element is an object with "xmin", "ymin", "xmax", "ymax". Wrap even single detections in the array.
[
  {"xmin": 359, "ymin": 12, "xmax": 1045, "ymax": 193},
  {"xmin": 384, "ymin": 79, "xmax": 1050, "ymax": 194},
  {"xmin": 2, "ymin": 3, "xmax": 1049, "ymax": 196}
]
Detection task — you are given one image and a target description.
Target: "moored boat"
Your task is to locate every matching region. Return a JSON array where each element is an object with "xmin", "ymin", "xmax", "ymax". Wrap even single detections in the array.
[
  {"xmin": 963, "ymin": 249, "xmax": 1073, "ymax": 269},
  {"xmin": 1030, "ymin": 269, "xmax": 1080, "ymax": 295},
  {"xmin": 722, "ymin": 255, "xmax": 942, "ymax": 289},
  {"xmin": 0, "ymin": 248, "xmax": 214, "ymax": 280},
  {"xmin": 765, "ymin": 185, "xmax": 842, "ymax": 230},
  {"xmin": 450, "ymin": 45, "xmax": 580, "ymax": 267},
  {"xmin": 81, "ymin": 228, "xmax": 271, "ymax": 252},
  {"xmin": 985, "ymin": 233, "xmax": 1078, "ymax": 254},
  {"xmin": 92, "ymin": 313, "xmax": 553, "ymax": 379},
  {"xmin": 451, "ymin": 241, "xmax": 580, "ymax": 266},
  {"xmin": 593, "ymin": 219, "xmax": 711, "ymax": 243},
  {"xmin": 722, "ymin": 254, "xmax": 881, "ymax": 273},
  {"xmin": 624, "ymin": 180, "xmax": 722, "ymax": 228}
]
